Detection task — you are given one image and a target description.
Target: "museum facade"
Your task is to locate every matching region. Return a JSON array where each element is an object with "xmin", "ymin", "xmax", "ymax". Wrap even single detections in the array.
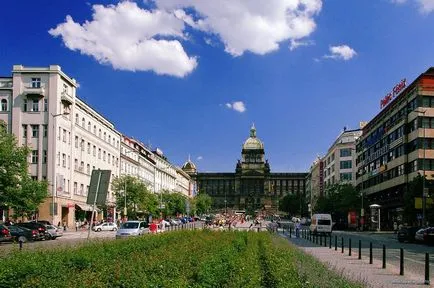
[{"xmin": 182, "ymin": 125, "xmax": 307, "ymax": 214}]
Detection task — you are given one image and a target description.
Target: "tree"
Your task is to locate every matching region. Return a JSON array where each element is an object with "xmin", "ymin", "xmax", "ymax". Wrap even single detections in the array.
[
  {"xmin": 111, "ymin": 175, "xmax": 159, "ymax": 218},
  {"xmin": 279, "ymin": 193, "xmax": 302, "ymax": 216},
  {"xmin": 314, "ymin": 183, "xmax": 360, "ymax": 220},
  {"xmin": 0, "ymin": 123, "xmax": 48, "ymax": 218},
  {"xmin": 195, "ymin": 192, "xmax": 212, "ymax": 215},
  {"xmin": 162, "ymin": 191, "xmax": 188, "ymax": 216}
]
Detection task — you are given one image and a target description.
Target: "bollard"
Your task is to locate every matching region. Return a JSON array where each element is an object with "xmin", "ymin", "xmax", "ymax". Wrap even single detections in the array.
[
  {"xmin": 324, "ymin": 234, "xmax": 327, "ymax": 247},
  {"xmin": 382, "ymin": 244, "xmax": 386, "ymax": 269},
  {"xmin": 329, "ymin": 234, "xmax": 332, "ymax": 249},
  {"xmin": 341, "ymin": 237, "xmax": 344, "ymax": 253},
  {"xmin": 335, "ymin": 235, "xmax": 337, "ymax": 251},
  {"xmin": 358, "ymin": 240, "xmax": 361, "ymax": 260},
  {"xmin": 369, "ymin": 242, "xmax": 373, "ymax": 264},
  {"xmin": 349, "ymin": 238, "xmax": 352, "ymax": 256},
  {"xmin": 290, "ymin": 227, "xmax": 292, "ymax": 238},
  {"xmin": 320, "ymin": 234, "xmax": 322, "ymax": 246},
  {"xmin": 19, "ymin": 240, "xmax": 23, "ymax": 251},
  {"xmin": 400, "ymin": 248, "xmax": 404, "ymax": 276},
  {"xmin": 425, "ymin": 253, "xmax": 430, "ymax": 285}
]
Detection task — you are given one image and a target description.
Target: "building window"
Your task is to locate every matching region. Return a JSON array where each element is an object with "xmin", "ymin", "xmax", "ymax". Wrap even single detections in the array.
[
  {"xmin": 98, "ymin": 148, "xmax": 101, "ymax": 159},
  {"xmin": 81, "ymin": 118, "xmax": 85, "ymax": 127},
  {"xmin": 75, "ymin": 113, "xmax": 79, "ymax": 124},
  {"xmin": 57, "ymin": 152, "xmax": 60, "ymax": 166},
  {"xmin": 103, "ymin": 132, "xmax": 106, "ymax": 141},
  {"xmin": 75, "ymin": 136, "xmax": 79, "ymax": 148},
  {"xmin": 31, "ymin": 78, "xmax": 41, "ymax": 88},
  {"xmin": 44, "ymin": 99, "xmax": 48, "ymax": 112},
  {"xmin": 62, "ymin": 129, "xmax": 67, "ymax": 142},
  {"xmin": 67, "ymin": 155, "xmax": 70, "ymax": 169},
  {"xmin": 43, "ymin": 125, "xmax": 48, "ymax": 137},
  {"xmin": 31, "ymin": 99, "xmax": 39, "ymax": 112},
  {"xmin": 31, "ymin": 150, "xmax": 38, "ymax": 164},
  {"xmin": 43, "ymin": 150, "xmax": 47, "ymax": 164},
  {"xmin": 22, "ymin": 125, "xmax": 27, "ymax": 138},
  {"xmin": 93, "ymin": 145, "xmax": 96, "ymax": 156},
  {"xmin": 108, "ymin": 135, "xmax": 111, "ymax": 144},
  {"xmin": 108, "ymin": 153, "xmax": 111, "ymax": 164},
  {"xmin": 87, "ymin": 143, "xmax": 91, "ymax": 154},
  {"xmin": 93, "ymin": 125, "xmax": 96, "ymax": 134},
  {"xmin": 0, "ymin": 99, "xmax": 7, "ymax": 111},
  {"xmin": 80, "ymin": 184, "xmax": 84, "ymax": 196},
  {"xmin": 103, "ymin": 151, "xmax": 106, "ymax": 161},
  {"xmin": 23, "ymin": 99, "xmax": 27, "ymax": 112},
  {"xmin": 340, "ymin": 148, "xmax": 352, "ymax": 157},
  {"xmin": 62, "ymin": 153, "xmax": 66, "ymax": 167},
  {"xmin": 81, "ymin": 139, "xmax": 85, "ymax": 151},
  {"xmin": 80, "ymin": 161, "xmax": 84, "ymax": 171},
  {"xmin": 68, "ymin": 132, "xmax": 71, "ymax": 144},
  {"xmin": 99, "ymin": 129, "xmax": 101, "ymax": 138},
  {"xmin": 340, "ymin": 160, "xmax": 352, "ymax": 169},
  {"xmin": 340, "ymin": 172, "xmax": 352, "ymax": 181},
  {"xmin": 74, "ymin": 159, "xmax": 78, "ymax": 170},
  {"xmin": 73, "ymin": 182, "xmax": 77, "ymax": 195},
  {"xmin": 86, "ymin": 121, "xmax": 91, "ymax": 131},
  {"xmin": 31, "ymin": 125, "xmax": 39, "ymax": 138},
  {"xmin": 87, "ymin": 164, "xmax": 90, "ymax": 174}
]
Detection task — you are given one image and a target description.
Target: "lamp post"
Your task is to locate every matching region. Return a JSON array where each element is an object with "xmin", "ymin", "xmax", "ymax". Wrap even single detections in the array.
[{"xmin": 51, "ymin": 112, "xmax": 69, "ymax": 226}]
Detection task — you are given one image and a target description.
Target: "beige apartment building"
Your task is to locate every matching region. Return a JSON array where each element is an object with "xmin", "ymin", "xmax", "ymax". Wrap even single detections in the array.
[{"xmin": 0, "ymin": 65, "xmax": 121, "ymax": 227}]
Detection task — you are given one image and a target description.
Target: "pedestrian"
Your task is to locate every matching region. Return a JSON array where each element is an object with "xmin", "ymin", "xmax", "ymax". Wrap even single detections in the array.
[
  {"xmin": 393, "ymin": 221, "xmax": 398, "ymax": 234},
  {"xmin": 75, "ymin": 220, "xmax": 79, "ymax": 232},
  {"xmin": 63, "ymin": 221, "xmax": 67, "ymax": 231},
  {"xmin": 295, "ymin": 220, "xmax": 301, "ymax": 238}
]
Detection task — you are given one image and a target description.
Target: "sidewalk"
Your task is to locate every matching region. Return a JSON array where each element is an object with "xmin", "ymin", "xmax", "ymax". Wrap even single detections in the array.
[{"xmin": 281, "ymin": 232, "xmax": 431, "ymax": 288}]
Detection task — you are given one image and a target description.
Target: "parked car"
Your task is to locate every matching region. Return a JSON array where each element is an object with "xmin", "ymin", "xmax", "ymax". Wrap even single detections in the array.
[
  {"xmin": 7, "ymin": 225, "xmax": 41, "ymax": 242},
  {"xmin": 16, "ymin": 222, "xmax": 48, "ymax": 240},
  {"xmin": 0, "ymin": 224, "xmax": 12, "ymax": 243},
  {"xmin": 45, "ymin": 225, "xmax": 63, "ymax": 240},
  {"xmin": 115, "ymin": 221, "xmax": 149, "ymax": 239},
  {"xmin": 30, "ymin": 220, "xmax": 51, "ymax": 226},
  {"xmin": 397, "ymin": 226, "xmax": 420, "ymax": 243},
  {"xmin": 93, "ymin": 222, "xmax": 118, "ymax": 232},
  {"xmin": 415, "ymin": 227, "xmax": 434, "ymax": 244}
]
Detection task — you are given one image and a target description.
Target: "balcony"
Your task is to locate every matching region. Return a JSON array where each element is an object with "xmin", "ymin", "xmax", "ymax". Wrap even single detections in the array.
[
  {"xmin": 23, "ymin": 85, "xmax": 45, "ymax": 98},
  {"xmin": 61, "ymin": 91, "xmax": 73, "ymax": 105}
]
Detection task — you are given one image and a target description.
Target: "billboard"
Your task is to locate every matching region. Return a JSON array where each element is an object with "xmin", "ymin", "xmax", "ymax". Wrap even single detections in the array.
[{"xmin": 86, "ymin": 170, "xmax": 111, "ymax": 206}]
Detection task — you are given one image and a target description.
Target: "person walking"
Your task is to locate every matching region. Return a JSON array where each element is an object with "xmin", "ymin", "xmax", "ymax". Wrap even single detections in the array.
[
  {"xmin": 295, "ymin": 220, "xmax": 301, "ymax": 238},
  {"xmin": 75, "ymin": 220, "xmax": 79, "ymax": 232}
]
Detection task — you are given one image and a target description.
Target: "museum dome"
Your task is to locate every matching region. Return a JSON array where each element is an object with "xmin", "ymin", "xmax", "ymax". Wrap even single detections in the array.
[
  {"xmin": 243, "ymin": 124, "xmax": 264, "ymax": 150},
  {"xmin": 182, "ymin": 156, "xmax": 197, "ymax": 174}
]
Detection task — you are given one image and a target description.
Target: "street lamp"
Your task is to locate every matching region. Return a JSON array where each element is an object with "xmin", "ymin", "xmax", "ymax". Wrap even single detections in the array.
[{"xmin": 51, "ymin": 111, "xmax": 69, "ymax": 226}]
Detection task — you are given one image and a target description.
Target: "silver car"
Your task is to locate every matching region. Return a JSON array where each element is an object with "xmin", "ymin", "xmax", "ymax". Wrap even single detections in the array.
[
  {"xmin": 115, "ymin": 221, "xmax": 149, "ymax": 239},
  {"xmin": 93, "ymin": 222, "xmax": 118, "ymax": 232},
  {"xmin": 45, "ymin": 225, "xmax": 63, "ymax": 240}
]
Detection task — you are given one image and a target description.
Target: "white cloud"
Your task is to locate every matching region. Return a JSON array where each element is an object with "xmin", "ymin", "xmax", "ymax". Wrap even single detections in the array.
[
  {"xmin": 323, "ymin": 45, "xmax": 357, "ymax": 61},
  {"xmin": 418, "ymin": 0, "xmax": 434, "ymax": 13},
  {"xmin": 225, "ymin": 101, "xmax": 246, "ymax": 113},
  {"xmin": 196, "ymin": 156, "xmax": 203, "ymax": 161},
  {"xmin": 289, "ymin": 39, "xmax": 315, "ymax": 51},
  {"xmin": 390, "ymin": 0, "xmax": 434, "ymax": 14},
  {"xmin": 156, "ymin": 0, "xmax": 322, "ymax": 56},
  {"xmin": 49, "ymin": 2, "xmax": 197, "ymax": 77}
]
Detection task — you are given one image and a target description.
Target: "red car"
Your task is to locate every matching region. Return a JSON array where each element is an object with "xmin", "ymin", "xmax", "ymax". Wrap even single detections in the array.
[{"xmin": 0, "ymin": 224, "xmax": 12, "ymax": 243}]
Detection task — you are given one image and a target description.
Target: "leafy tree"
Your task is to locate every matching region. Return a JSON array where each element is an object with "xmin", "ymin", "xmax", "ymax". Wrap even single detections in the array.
[
  {"xmin": 279, "ymin": 193, "xmax": 303, "ymax": 216},
  {"xmin": 314, "ymin": 183, "xmax": 360, "ymax": 221},
  {"xmin": 111, "ymin": 175, "xmax": 159, "ymax": 218},
  {"xmin": 0, "ymin": 122, "xmax": 48, "ymax": 217},
  {"xmin": 195, "ymin": 192, "xmax": 212, "ymax": 215},
  {"xmin": 162, "ymin": 191, "xmax": 188, "ymax": 217}
]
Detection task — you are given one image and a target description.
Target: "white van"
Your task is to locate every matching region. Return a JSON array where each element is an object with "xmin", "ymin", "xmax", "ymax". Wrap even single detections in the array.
[{"xmin": 310, "ymin": 214, "xmax": 332, "ymax": 235}]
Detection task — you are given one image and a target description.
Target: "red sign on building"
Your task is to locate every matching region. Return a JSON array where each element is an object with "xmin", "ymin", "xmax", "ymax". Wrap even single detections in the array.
[{"xmin": 380, "ymin": 79, "xmax": 407, "ymax": 109}]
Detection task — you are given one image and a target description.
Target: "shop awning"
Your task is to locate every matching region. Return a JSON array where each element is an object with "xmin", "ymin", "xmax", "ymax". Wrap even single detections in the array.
[{"xmin": 75, "ymin": 203, "xmax": 100, "ymax": 212}]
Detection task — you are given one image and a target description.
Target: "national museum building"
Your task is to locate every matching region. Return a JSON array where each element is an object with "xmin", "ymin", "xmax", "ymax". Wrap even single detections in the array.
[{"xmin": 182, "ymin": 125, "xmax": 307, "ymax": 213}]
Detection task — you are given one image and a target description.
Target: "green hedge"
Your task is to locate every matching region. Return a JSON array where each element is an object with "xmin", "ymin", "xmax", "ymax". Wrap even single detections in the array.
[{"xmin": 0, "ymin": 231, "xmax": 362, "ymax": 288}]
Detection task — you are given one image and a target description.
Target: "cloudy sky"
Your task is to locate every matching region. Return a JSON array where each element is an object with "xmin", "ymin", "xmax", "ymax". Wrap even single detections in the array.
[{"xmin": 1, "ymin": 0, "xmax": 434, "ymax": 172}]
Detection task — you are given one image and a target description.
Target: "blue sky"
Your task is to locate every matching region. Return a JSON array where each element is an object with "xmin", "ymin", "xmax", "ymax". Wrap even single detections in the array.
[{"xmin": 1, "ymin": 0, "xmax": 434, "ymax": 172}]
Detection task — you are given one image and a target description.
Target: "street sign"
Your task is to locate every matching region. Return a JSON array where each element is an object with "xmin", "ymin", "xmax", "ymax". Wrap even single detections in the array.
[{"xmin": 86, "ymin": 170, "xmax": 111, "ymax": 206}]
